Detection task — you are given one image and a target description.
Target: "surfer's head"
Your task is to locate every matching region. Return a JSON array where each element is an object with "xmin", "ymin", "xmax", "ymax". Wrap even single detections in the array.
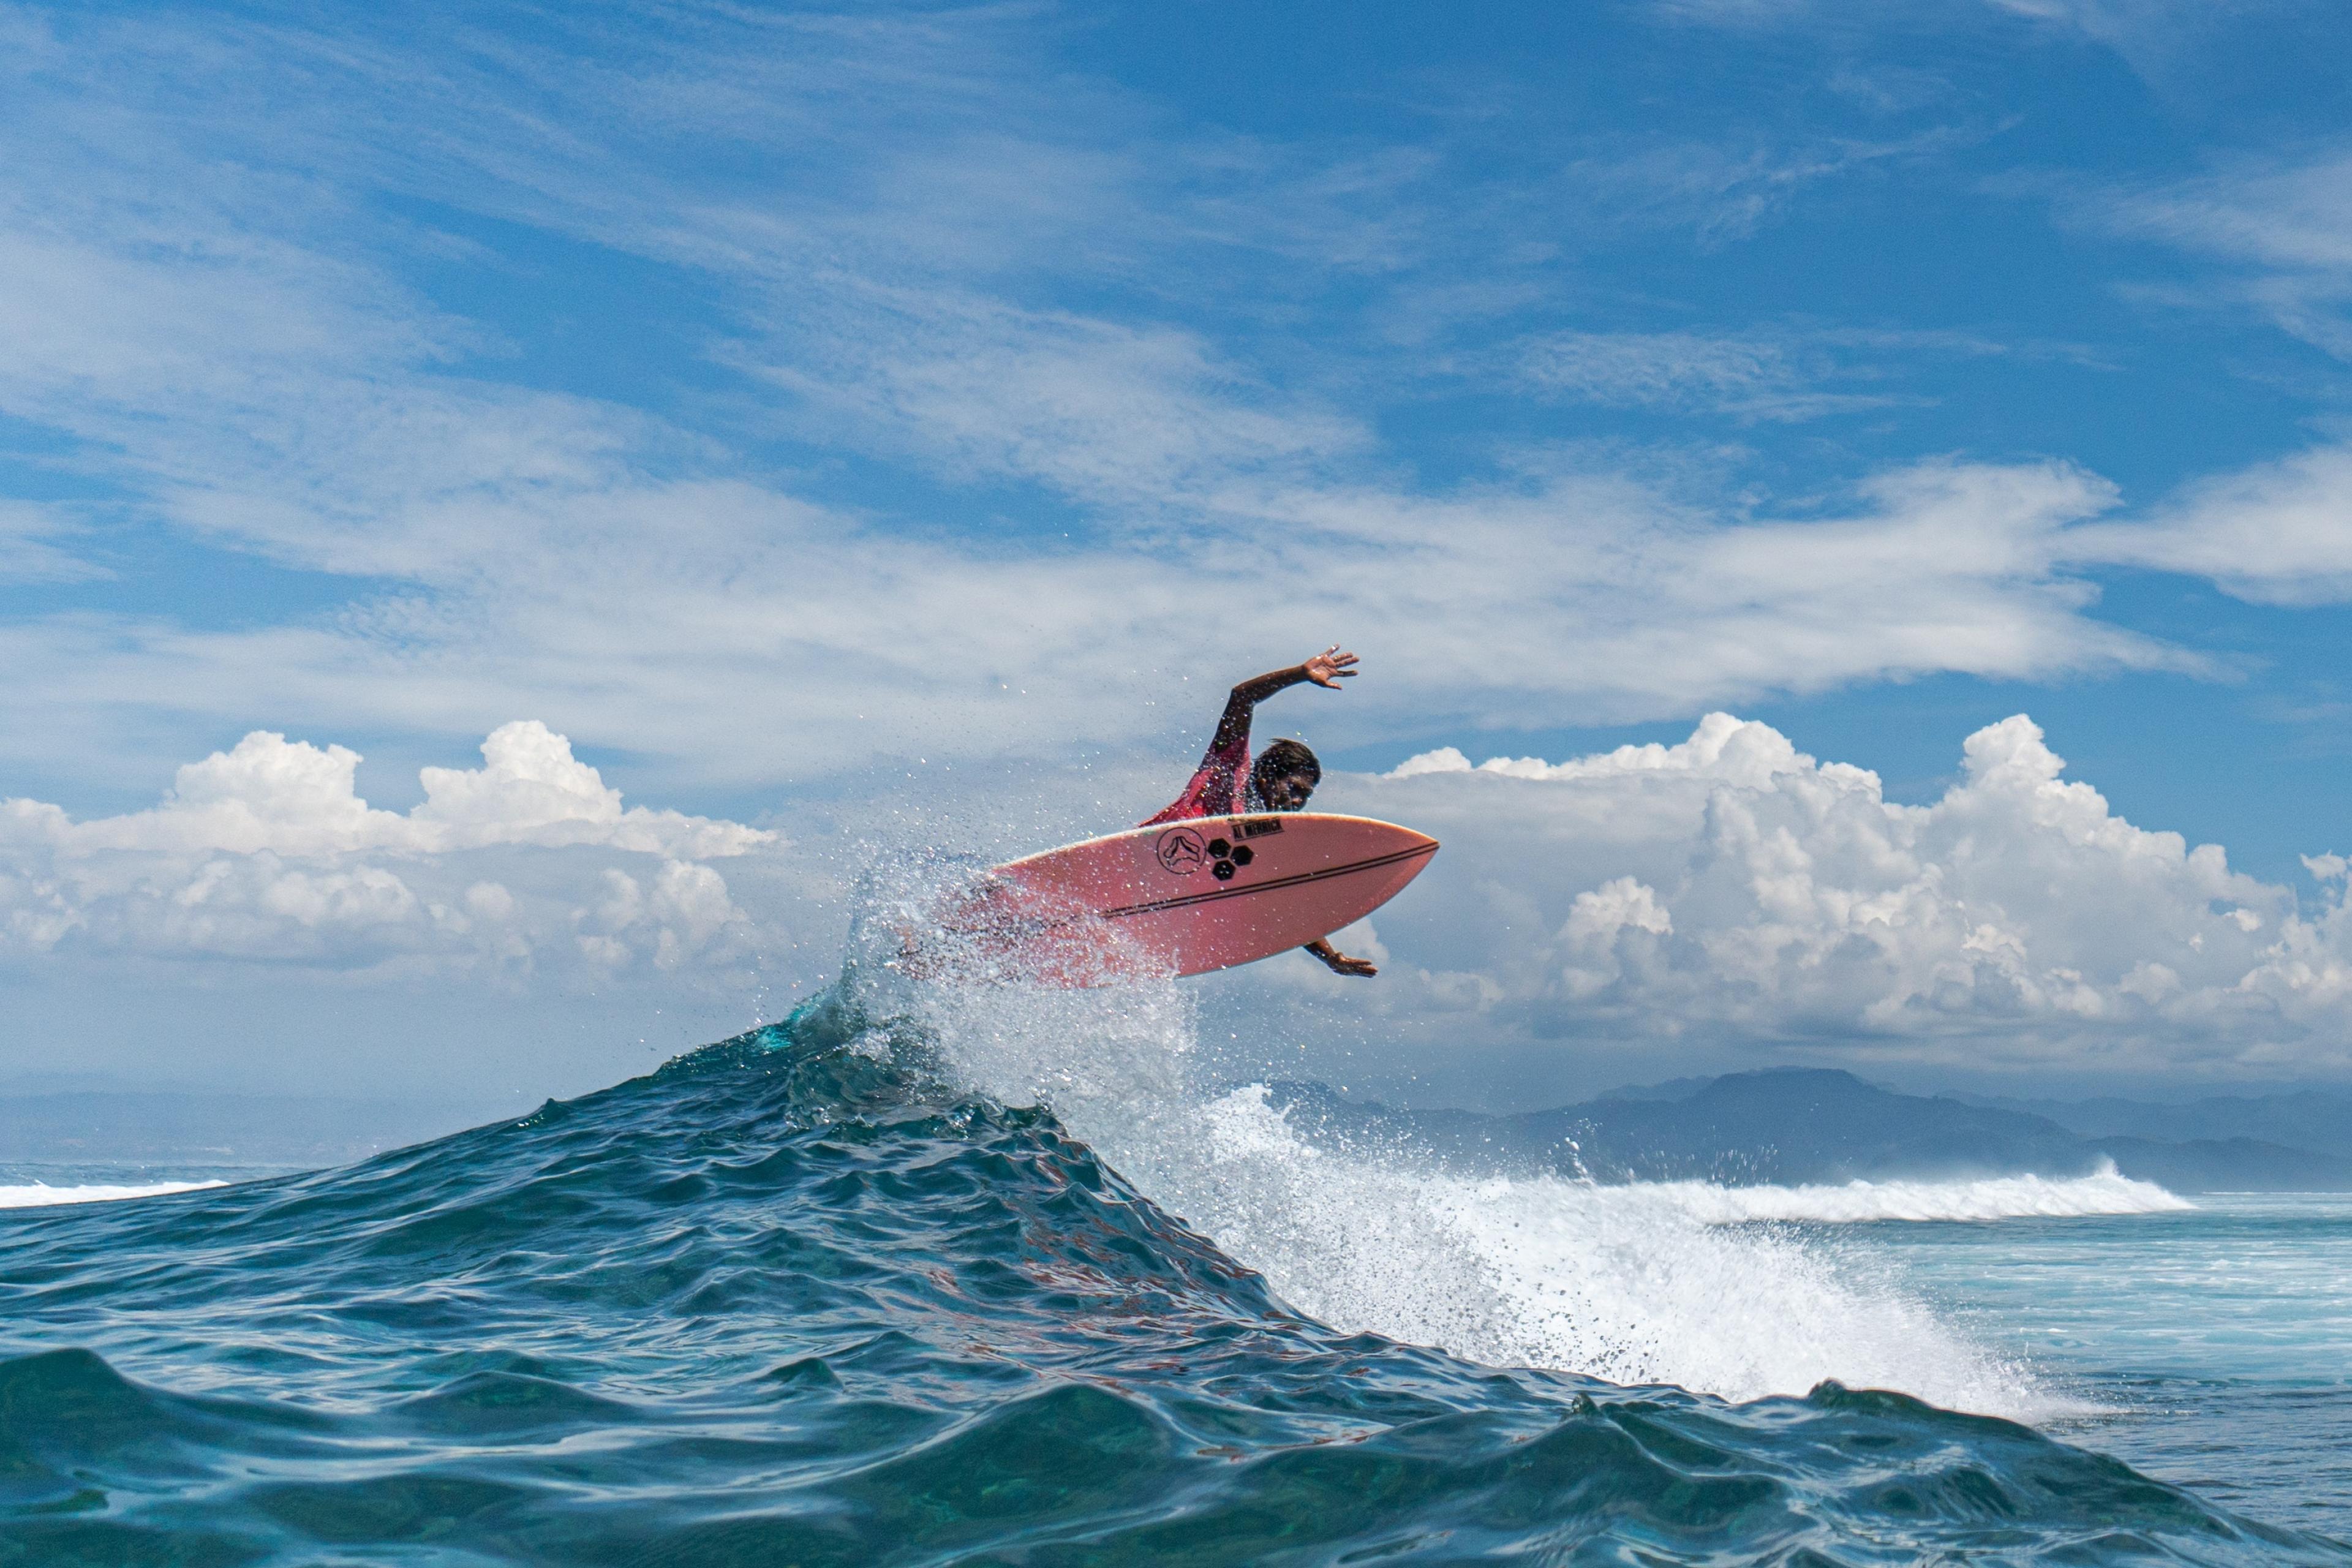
[{"xmin": 1253, "ymin": 739, "xmax": 1321, "ymax": 812}]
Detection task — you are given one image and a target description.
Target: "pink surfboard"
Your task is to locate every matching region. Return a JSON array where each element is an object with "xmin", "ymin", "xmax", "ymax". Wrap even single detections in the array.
[{"xmin": 915, "ymin": 813, "xmax": 1439, "ymax": 986}]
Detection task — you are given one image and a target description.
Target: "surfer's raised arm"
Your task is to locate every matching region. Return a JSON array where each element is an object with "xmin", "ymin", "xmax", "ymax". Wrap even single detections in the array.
[
  {"xmin": 1143, "ymin": 647, "xmax": 1357, "ymax": 828},
  {"xmin": 1125, "ymin": 644, "xmax": 1394, "ymax": 979},
  {"xmin": 1210, "ymin": 646, "xmax": 1359, "ymax": 755}
]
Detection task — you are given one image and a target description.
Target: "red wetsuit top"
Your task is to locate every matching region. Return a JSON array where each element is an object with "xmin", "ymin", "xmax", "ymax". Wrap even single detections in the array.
[{"xmin": 1142, "ymin": 723, "xmax": 1260, "ymax": 824}]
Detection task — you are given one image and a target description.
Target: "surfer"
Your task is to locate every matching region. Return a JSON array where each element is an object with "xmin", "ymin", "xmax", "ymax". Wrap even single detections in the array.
[{"xmin": 1145, "ymin": 647, "xmax": 1379, "ymax": 978}]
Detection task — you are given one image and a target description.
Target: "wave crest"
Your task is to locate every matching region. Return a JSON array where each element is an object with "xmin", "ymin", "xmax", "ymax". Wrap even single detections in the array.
[
  {"xmin": 1618, "ymin": 1164, "xmax": 2192, "ymax": 1224},
  {"xmin": 0, "ymin": 1180, "xmax": 224, "ymax": 1210}
]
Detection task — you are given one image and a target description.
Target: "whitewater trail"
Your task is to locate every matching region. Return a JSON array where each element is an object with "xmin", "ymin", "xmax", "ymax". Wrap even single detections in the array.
[
  {"xmin": 849, "ymin": 916, "xmax": 2143, "ymax": 1423},
  {"xmin": 0, "ymin": 1180, "xmax": 225, "ymax": 1209},
  {"xmin": 1142, "ymin": 1081, "xmax": 2089, "ymax": 1419},
  {"xmin": 1617, "ymin": 1163, "xmax": 2192, "ymax": 1224}
]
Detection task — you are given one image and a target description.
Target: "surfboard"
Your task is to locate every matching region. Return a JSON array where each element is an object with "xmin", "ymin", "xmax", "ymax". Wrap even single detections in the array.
[{"xmin": 913, "ymin": 813, "xmax": 1439, "ymax": 986}]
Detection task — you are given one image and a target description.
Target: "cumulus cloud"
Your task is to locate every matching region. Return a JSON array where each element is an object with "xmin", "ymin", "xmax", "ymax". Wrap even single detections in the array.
[
  {"xmin": 1294, "ymin": 711, "xmax": 2352, "ymax": 1076},
  {"xmin": 18, "ymin": 705, "xmax": 2352, "ymax": 1090},
  {"xmin": 0, "ymin": 723, "xmax": 777, "ymax": 973},
  {"xmin": 21, "ymin": 722, "xmax": 769, "ymax": 859}
]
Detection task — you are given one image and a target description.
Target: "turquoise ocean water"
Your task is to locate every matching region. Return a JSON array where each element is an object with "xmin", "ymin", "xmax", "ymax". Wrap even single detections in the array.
[
  {"xmin": 1878, "ymin": 1196, "xmax": 2352, "ymax": 1542},
  {"xmin": 3, "ymin": 958, "xmax": 2346, "ymax": 1564}
]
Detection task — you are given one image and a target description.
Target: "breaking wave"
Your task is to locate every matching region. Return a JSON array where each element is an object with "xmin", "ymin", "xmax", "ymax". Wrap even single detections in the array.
[
  {"xmin": 0, "ymin": 873, "xmax": 2324, "ymax": 1564},
  {"xmin": 1608, "ymin": 1164, "xmax": 2193, "ymax": 1225},
  {"xmin": 853, "ymin": 923, "xmax": 2166, "ymax": 1422},
  {"xmin": 0, "ymin": 1180, "xmax": 225, "ymax": 1209}
]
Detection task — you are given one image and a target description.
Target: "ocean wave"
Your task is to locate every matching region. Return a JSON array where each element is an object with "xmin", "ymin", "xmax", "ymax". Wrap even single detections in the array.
[
  {"xmin": 0, "ymin": 1180, "xmax": 224, "ymax": 1209},
  {"xmin": 897, "ymin": 956, "xmax": 2064, "ymax": 1419},
  {"xmin": 0, "ymin": 967, "xmax": 2334, "ymax": 1563},
  {"xmin": 1189, "ymin": 1084, "xmax": 2082, "ymax": 1419}
]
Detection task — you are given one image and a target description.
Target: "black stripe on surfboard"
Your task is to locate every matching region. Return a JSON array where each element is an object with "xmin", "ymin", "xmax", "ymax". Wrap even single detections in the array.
[{"xmin": 1098, "ymin": 842, "xmax": 1436, "ymax": 922}]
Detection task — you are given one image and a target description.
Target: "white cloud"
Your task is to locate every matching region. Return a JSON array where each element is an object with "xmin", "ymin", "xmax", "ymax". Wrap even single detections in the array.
[
  {"xmin": 410, "ymin": 723, "xmax": 770, "ymax": 856},
  {"xmin": 26, "ymin": 722, "xmax": 769, "ymax": 859},
  {"xmin": 1511, "ymin": 326, "xmax": 2069, "ymax": 423},
  {"xmin": 2080, "ymin": 145, "xmax": 2352, "ymax": 357},
  {"xmin": 1558, "ymin": 131, "xmax": 1972, "ymax": 246},
  {"xmin": 0, "ymin": 503, "xmax": 108, "ymax": 584},
  {"xmin": 741, "ymin": 291, "xmax": 1368, "ymax": 508},
  {"xmin": 1982, "ymin": 0, "xmax": 2294, "ymax": 79},
  {"xmin": 0, "ymin": 440, "xmax": 2212, "ymax": 793},
  {"xmin": 2067, "ymin": 442, "xmax": 2352, "ymax": 605},
  {"xmin": 0, "ymin": 722, "xmax": 777, "ymax": 972},
  {"xmin": 1292, "ymin": 711, "xmax": 2352, "ymax": 1076},
  {"xmin": 0, "ymin": 0, "xmax": 2260, "ymax": 805},
  {"xmin": 17, "ymin": 706, "xmax": 2352, "ymax": 1090},
  {"xmin": 1515, "ymin": 330, "xmax": 1898, "ymax": 421},
  {"xmin": 1659, "ymin": 0, "xmax": 2293, "ymax": 84}
]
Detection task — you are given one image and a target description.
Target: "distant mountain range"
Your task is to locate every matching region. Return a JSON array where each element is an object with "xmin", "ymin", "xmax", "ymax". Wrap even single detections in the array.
[
  {"xmin": 1265, "ymin": 1069, "xmax": 2352, "ymax": 1193},
  {"xmin": 1962, "ymin": 1088, "xmax": 2352, "ymax": 1163}
]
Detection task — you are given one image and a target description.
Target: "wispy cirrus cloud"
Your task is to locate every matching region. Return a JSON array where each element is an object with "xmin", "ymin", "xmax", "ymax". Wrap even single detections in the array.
[
  {"xmin": 2079, "ymin": 147, "xmax": 2352, "ymax": 359},
  {"xmin": 1557, "ymin": 129, "xmax": 1982, "ymax": 246},
  {"xmin": 0, "ymin": 503, "xmax": 109, "ymax": 585},
  {"xmin": 0, "ymin": 0, "xmax": 2222, "ymax": 802},
  {"xmin": 2065, "ymin": 440, "xmax": 2352, "ymax": 605},
  {"xmin": 1509, "ymin": 324, "xmax": 2103, "ymax": 421},
  {"xmin": 0, "ymin": 0, "xmax": 2327, "ymax": 826},
  {"xmin": 1981, "ymin": 0, "xmax": 2304, "ymax": 78},
  {"xmin": 1514, "ymin": 330, "xmax": 1926, "ymax": 421}
]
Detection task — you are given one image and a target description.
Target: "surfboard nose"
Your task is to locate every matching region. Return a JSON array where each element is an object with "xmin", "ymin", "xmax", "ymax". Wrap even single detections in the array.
[{"xmin": 1379, "ymin": 824, "xmax": 1440, "ymax": 861}]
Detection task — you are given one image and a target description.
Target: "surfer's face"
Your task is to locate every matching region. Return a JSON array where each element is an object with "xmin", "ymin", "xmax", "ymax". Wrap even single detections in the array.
[{"xmin": 1262, "ymin": 768, "xmax": 1317, "ymax": 811}]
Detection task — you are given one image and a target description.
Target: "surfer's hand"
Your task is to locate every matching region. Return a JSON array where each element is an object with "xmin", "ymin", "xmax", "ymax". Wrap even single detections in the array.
[
  {"xmin": 1306, "ymin": 938, "xmax": 1377, "ymax": 977},
  {"xmin": 1302, "ymin": 647, "xmax": 1359, "ymax": 689}
]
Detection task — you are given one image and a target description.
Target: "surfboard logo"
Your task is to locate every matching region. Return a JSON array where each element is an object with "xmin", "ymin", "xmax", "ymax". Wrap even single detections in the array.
[
  {"xmin": 1155, "ymin": 827, "xmax": 1207, "ymax": 875},
  {"xmin": 1205, "ymin": 836, "xmax": 1254, "ymax": 881}
]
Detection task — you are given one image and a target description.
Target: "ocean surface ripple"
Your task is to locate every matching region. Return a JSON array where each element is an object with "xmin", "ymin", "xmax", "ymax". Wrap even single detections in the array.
[{"xmin": 1, "ymin": 989, "xmax": 2343, "ymax": 1566}]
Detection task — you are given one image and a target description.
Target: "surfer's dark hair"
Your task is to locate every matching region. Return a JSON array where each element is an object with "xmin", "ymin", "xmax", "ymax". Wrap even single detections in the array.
[{"xmin": 1254, "ymin": 739, "xmax": 1321, "ymax": 786}]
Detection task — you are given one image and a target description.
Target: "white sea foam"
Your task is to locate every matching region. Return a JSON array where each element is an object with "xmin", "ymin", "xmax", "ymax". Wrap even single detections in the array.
[
  {"xmin": 1157, "ymin": 1084, "xmax": 2089, "ymax": 1419},
  {"xmin": 857, "ymin": 865, "xmax": 2120, "ymax": 1423},
  {"xmin": 1623, "ymin": 1166, "xmax": 2191, "ymax": 1224},
  {"xmin": 896, "ymin": 992, "xmax": 2066, "ymax": 1420},
  {"xmin": 0, "ymin": 1181, "xmax": 224, "ymax": 1209}
]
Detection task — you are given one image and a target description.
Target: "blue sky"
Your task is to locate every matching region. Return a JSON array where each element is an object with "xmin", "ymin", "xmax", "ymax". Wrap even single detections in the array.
[{"xmin": 9, "ymin": 0, "xmax": 2352, "ymax": 1107}]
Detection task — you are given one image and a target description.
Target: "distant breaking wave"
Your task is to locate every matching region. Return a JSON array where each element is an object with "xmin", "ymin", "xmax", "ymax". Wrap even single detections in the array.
[
  {"xmin": 1618, "ymin": 1164, "xmax": 2193, "ymax": 1225},
  {"xmin": 0, "ymin": 1180, "xmax": 225, "ymax": 1210}
]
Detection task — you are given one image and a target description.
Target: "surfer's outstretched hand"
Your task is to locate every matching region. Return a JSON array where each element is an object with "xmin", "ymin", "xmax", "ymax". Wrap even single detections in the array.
[
  {"xmin": 1306, "ymin": 937, "xmax": 1378, "ymax": 977},
  {"xmin": 1303, "ymin": 647, "xmax": 1359, "ymax": 688}
]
